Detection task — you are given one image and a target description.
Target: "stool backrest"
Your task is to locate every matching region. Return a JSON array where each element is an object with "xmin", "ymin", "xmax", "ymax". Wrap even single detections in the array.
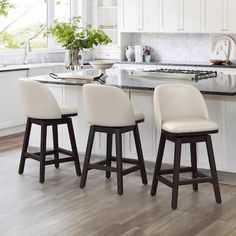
[
  {"xmin": 19, "ymin": 79, "xmax": 61, "ymax": 119},
  {"xmin": 154, "ymin": 84, "xmax": 209, "ymax": 132},
  {"xmin": 83, "ymin": 84, "xmax": 136, "ymax": 127}
]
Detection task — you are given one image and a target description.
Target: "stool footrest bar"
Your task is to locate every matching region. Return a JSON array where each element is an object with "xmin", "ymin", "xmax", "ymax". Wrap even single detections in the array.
[
  {"xmin": 122, "ymin": 165, "xmax": 141, "ymax": 175},
  {"xmin": 88, "ymin": 164, "xmax": 117, "ymax": 172}
]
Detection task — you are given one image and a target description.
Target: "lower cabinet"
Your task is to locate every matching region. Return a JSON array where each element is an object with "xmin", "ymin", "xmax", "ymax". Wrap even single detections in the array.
[
  {"xmin": 0, "ymin": 64, "xmax": 67, "ymax": 137},
  {"xmin": 0, "ymin": 70, "xmax": 28, "ymax": 136}
]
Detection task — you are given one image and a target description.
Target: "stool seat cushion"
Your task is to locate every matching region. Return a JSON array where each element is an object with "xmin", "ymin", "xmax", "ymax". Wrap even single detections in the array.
[
  {"xmin": 162, "ymin": 117, "xmax": 218, "ymax": 133},
  {"xmin": 135, "ymin": 112, "xmax": 145, "ymax": 122},
  {"xmin": 60, "ymin": 105, "xmax": 78, "ymax": 116}
]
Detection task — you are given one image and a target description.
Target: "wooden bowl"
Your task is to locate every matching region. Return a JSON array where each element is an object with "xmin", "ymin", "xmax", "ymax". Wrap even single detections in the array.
[{"xmin": 210, "ymin": 59, "xmax": 227, "ymax": 65}]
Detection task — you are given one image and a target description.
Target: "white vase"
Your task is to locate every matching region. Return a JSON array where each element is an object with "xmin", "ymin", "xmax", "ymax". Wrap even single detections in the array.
[{"xmin": 125, "ymin": 46, "xmax": 135, "ymax": 62}]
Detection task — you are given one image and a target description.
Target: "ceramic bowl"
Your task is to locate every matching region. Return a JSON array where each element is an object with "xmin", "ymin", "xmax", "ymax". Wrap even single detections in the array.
[{"xmin": 89, "ymin": 60, "xmax": 114, "ymax": 75}]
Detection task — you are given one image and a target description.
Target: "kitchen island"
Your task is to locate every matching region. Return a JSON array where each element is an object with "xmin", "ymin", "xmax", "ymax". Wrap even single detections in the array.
[{"xmin": 30, "ymin": 69, "xmax": 236, "ymax": 173}]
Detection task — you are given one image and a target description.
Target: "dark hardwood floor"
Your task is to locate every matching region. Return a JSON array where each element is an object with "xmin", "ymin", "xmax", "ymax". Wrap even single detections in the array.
[{"xmin": 1, "ymin": 133, "xmax": 236, "ymax": 236}]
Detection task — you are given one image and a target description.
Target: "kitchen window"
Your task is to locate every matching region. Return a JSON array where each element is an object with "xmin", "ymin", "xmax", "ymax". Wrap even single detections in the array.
[{"xmin": 0, "ymin": 0, "xmax": 81, "ymax": 50}]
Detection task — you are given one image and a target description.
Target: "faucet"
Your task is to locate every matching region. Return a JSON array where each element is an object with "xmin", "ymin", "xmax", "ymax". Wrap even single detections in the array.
[{"xmin": 23, "ymin": 40, "xmax": 32, "ymax": 64}]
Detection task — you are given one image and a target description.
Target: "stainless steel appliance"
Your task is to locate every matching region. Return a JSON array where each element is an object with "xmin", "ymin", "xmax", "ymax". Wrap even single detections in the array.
[{"xmin": 129, "ymin": 69, "xmax": 217, "ymax": 81}]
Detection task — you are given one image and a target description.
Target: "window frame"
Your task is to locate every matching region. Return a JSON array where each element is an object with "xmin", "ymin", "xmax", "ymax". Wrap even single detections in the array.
[{"xmin": 0, "ymin": 0, "xmax": 83, "ymax": 52}]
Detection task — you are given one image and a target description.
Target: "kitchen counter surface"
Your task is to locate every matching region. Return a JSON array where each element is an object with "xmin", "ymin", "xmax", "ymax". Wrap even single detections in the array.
[
  {"xmin": 33, "ymin": 69, "xmax": 236, "ymax": 96},
  {"xmin": 116, "ymin": 60, "xmax": 236, "ymax": 69},
  {"xmin": 0, "ymin": 62, "xmax": 65, "ymax": 72}
]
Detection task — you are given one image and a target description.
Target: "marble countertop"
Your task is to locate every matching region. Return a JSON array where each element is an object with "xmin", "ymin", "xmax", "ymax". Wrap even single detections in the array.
[
  {"xmin": 32, "ymin": 69, "xmax": 236, "ymax": 96},
  {"xmin": 117, "ymin": 60, "xmax": 236, "ymax": 69},
  {"xmin": 0, "ymin": 62, "xmax": 65, "ymax": 72}
]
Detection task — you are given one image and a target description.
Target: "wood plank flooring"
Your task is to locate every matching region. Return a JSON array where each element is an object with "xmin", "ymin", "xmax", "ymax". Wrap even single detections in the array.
[{"xmin": 1, "ymin": 134, "xmax": 236, "ymax": 236}]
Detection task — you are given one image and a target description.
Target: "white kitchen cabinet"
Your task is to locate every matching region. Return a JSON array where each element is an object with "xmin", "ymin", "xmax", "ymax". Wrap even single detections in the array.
[
  {"xmin": 160, "ymin": 0, "xmax": 202, "ymax": 33},
  {"xmin": 226, "ymin": 0, "xmax": 236, "ymax": 33},
  {"xmin": 159, "ymin": 0, "xmax": 179, "ymax": 32},
  {"xmin": 0, "ymin": 70, "xmax": 28, "ymax": 137},
  {"xmin": 119, "ymin": 0, "xmax": 236, "ymax": 34},
  {"xmin": 203, "ymin": 0, "xmax": 236, "ymax": 33},
  {"xmin": 140, "ymin": 0, "xmax": 158, "ymax": 32},
  {"xmin": 120, "ymin": 0, "xmax": 139, "ymax": 32},
  {"xmin": 203, "ymin": 0, "xmax": 224, "ymax": 33},
  {"xmin": 120, "ymin": 0, "xmax": 158, "ymax": 33},
  {"xmin": 181, "ymin": 0, "xmax": 202, "ymax": 32},
  {"xmin": 93, "ymin": 0, "xmax": 120, "ymax": 60}
]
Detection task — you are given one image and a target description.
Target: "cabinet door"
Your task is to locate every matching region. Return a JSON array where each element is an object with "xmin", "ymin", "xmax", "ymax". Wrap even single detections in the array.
[
  {"xmin": 140, "ymin": 0, "xmax": 158, "ymax": 32},
  {"xmin": 0, "ymin": 70, "xmax": 28, "ymax": 132},
  {"xmin": 226, "ymin": 0, "xmax": 236, "ymax": 33},
  {"xmin": 203, "ymin": 0, "xmax": 224, "ymax": 33},
  {"xmin": 160, "ymin": 0, "xmax": 179, "ymax": 32},
  {"xmin": 181, "ymin": 0, "xmax": 202, "ymax": 32},
  {"xmin": 120, "ymin": 0, "xmax": 139, "ymax": 32}
]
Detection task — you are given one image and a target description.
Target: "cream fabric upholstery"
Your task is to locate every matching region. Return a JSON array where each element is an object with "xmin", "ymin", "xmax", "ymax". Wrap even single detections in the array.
[
  {"xmin": 60, "ymin": 104, "xmax": 78, "ymax": 116},
  {"xmin": 19, "ymin": 79, "xmax": 77, "ymax": 119},
  {"xmin": 154, "ymin": 84, "xmax": 218, "ymax": 133},
  {"xmin": 83, "ymin": 84, "xmax": 144, "ymax": 127},
  {"xmin": 135, "ymin": 112, "xmax": 145, "ymax": 122}
]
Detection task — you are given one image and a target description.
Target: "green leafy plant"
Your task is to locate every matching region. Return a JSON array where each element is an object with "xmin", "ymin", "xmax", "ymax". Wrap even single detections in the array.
[
  {"xmin": 47, "ymin": 16, "xmax": 112, "ymax": 50},
  {"xmin": 0, "ymin": 0, "xmax": 15, "ymax": 17}
]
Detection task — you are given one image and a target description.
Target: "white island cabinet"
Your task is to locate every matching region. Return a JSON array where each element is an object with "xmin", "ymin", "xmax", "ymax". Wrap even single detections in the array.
[{"xmin": 28, "ymin": 82, "xmax": 236, "ymax": 174}]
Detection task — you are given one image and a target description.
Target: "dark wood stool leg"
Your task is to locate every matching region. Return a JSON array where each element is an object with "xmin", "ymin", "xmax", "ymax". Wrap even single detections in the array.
[
  {"xmin": 151, "ymin": 133, "xmax": 166, "ymax": 196},
  {"xmin": 190, "ymin": 142, "xmax": 198, "ymax": 191},
  {"xmin": 67, "ymin": 118, "xmax": 81, "ymax": 176},
  {"xmin": 106, "ymin": 133, "xmax": 113, "ymax": 179},
  {"xmin": 206, "ymin": 135, "xmax": 222, "ymax": 204},
  {"xmin": 133, "ymin": 125, "xmax": 148, "ymax": 185},
  {"xmin": 171, "ymin": 139, "xmax": 182, "ymax": 210},
  {"xmin": 19, "ymin": 118, "xmax": 32, "ymax": 174},
  {"xmin": 115, "ymin": 129, "xmax": 123, "ymax": 195},
  {"xmin": 80, "ymin": 126, "xmax": 95, "ymax": 188},
  {"xmin": 39, "ymin": 124, "xmax": 47, "ymax": 183},
  {"xmin": 52, "ymin": 124, "xmax": 59, "ymax": 169}
]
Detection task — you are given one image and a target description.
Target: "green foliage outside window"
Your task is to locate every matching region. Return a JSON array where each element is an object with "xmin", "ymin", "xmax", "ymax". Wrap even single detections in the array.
[{"xmin": 0, "ymin": 0, "xmax": 14, "ymax": 17}]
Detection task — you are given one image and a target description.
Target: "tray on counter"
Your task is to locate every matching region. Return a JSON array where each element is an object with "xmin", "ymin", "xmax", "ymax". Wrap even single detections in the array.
[{"xmin": 49, "ymin": 70, "xmax": 103, "ymax": 81}]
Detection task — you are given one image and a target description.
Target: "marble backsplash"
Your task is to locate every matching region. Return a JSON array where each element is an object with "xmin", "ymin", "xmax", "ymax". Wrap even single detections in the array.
[{"xmin": 122, "ymin": 33, "xmax": 236, "ymax": 63}]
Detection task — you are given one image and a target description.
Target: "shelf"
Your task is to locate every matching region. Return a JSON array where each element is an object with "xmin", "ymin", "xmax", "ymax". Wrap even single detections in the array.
[
  {"xmin": 98, "ymin": 6, "xmax": 118, "ymax": 9},
  {"xmin": 99, "ymin": 26, "xmax": 118, "ymax": 30},
  {"xmin": 100, "ymin": 28, "xmax": 118, "ymax": 31}
]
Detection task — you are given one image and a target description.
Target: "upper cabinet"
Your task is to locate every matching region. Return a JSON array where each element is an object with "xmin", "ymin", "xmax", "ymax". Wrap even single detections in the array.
[
  {"xmin": 120, "ymin": 0, "xmax": 139, "ymax": 32},
  {"xmin": 141, "ymin": 0, "xmax": 158, "ymax": 32},
  {"xmin": 95, "ymin": 0, "xmax": 118, "ymax": 45},
  {"xmin": 119, "ymin": 0, "xmax": 236, "ymax": 34},
  {"xmin": 159, "ymin": 0, "xmax": 179, "ymax": 32},
  {"xmin": 160, "ymin": 0, "xmax": 202, "ymax": 33},
  {"xmin": 181, "ymin": 0, "xmax": 202, "ymax": 32},
  {"xmin": 203, "ymin": 0, "xmax": 236, "ymax": 33},
  {"xmin": 93, "ymin": 0, "xmax": 120, "ymax": 59},
  {"xmin": 203, "ymin": 0, "xmax": 224, "ymax": 33},
  {"xmin": 120, "ymin": 0, "xmax": 158, "ymax": 32},
  {"xmin": 226, "ymin": 0, "xmax": 236, "ymax": 33}
]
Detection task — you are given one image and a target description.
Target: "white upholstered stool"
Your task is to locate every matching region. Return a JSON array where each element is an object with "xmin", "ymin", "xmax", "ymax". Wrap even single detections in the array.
[
  {"xmin": 18, "ymin": 79, "xmax": 81, "ymax": 183},
  {"xmin": 80, "ymin": 84, "xmax": 148, "ymax": 195},
  {"xmin": 151, "ymin": 84, "xmax": 221, "ymax": 209}
]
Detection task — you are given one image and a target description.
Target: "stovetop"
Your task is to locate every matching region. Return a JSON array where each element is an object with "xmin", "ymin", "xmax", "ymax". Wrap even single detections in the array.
[{"xmin": 130, "ymin": 69, "xmax": 218, "ymax": 81}]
